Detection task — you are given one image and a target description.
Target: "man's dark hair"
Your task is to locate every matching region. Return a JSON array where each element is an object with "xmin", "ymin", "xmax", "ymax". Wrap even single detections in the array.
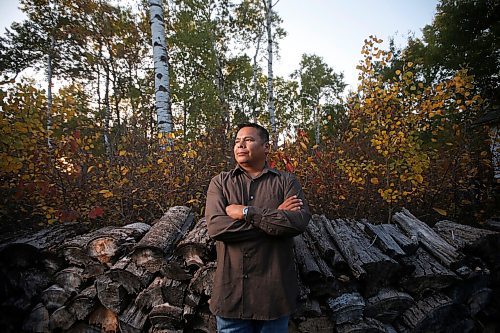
[{"xmin": 236, "ymin": 123, "xmax": 270, "ymax": 143}]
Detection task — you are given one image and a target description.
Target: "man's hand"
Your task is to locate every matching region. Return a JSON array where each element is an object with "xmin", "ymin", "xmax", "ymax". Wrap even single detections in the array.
[
  {"xmin": 226, "ymin": 204, "xmax": 246, "ymax": 220},
  {"xmin": 278, "ymin": 195, "xmax": 303, "ymax": 211}
]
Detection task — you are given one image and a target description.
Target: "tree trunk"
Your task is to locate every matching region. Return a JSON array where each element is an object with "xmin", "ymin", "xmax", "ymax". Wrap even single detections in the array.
[
  {"xmin": 47, "ymin": 34, "xmax": 55, "ymax": 150},
  {"xmin": 149, "ymin": 0, "xmax": 173, "ymax": 135},
  {"xmin": 265, "ymin": 0, "xmax": 276, "ymax": 147},
  {"xmin": 252, "ymin": 29, "xmax": 263, "ymax": 121}
]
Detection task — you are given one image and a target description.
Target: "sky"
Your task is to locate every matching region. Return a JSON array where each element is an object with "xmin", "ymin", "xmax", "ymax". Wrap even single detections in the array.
[{"xmin": 0, "ymin": 0, "xmax": 438, "ymax": 92}]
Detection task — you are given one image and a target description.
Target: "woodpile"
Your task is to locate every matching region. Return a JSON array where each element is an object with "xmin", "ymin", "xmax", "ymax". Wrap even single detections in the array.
[{"xmin": 1, "ymin": 206, "xmax": 499, "ymax": 332}]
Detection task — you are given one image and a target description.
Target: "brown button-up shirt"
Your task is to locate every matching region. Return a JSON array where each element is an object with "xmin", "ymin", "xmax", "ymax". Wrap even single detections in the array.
[{"xmin": 205, "ymin": 163, "xmax": 311, "ymax": 320}]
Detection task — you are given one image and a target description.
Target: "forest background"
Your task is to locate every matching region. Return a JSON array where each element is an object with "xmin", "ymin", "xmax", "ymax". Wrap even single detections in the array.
[{"xmin": 0, "ymin": 0, "xmax": 498, "ymax": 233}]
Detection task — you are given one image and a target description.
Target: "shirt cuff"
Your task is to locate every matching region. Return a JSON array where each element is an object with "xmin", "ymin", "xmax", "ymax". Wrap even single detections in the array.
[{"xmin": 246, "ymin": 206, "xmax": 263, "ymax": 227}]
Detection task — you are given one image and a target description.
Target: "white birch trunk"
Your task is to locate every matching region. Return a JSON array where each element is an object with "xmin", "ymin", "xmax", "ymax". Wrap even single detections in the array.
[
  {"xmin": 252, "ymin": 30, "xmax": 263, "ymax": 122},
  {"xmin": 47, "ymin": 35, "xmax": 55, "ymax": 150},
  {"xmin": 104, "ymin": 63, "xmax": 111, "ymax": 157},
  {"xmin": 265, "ymin": 0, "xmax": 276, "ymax": 147},
  {"xmin": 149, "ymin": 0, "xmax": 173, "ymax": 134},
  {"xmin": 315, "ymin": 104, "xmax": 321, "ymax": 145}
]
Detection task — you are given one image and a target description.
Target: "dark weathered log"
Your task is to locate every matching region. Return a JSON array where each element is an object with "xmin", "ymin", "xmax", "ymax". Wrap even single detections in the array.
[
  {"xmin": 55, "ymin": 267, "xmax": 84, "ymax": 294},
  {"xmin": 380, "ymin": 223, "xmax": 418, "ymax": 255},
  {"xmin": 186, "ymin": 312, "xmax": 216, "ymax": 333},
  {"xmin": 484, "ymin": 217, "xmax": 500, "ymax": 231},
  {"xmin": 135, "ymin": 206, "xmax": 194, "ymax": 257},
  {"xmin": 67, "ymin": 285, "xmax": 97, "ymax": 321},
  {"xmin": 393, "ymin": 208, "xmax": 465, "ymax": 269},
  {"xmin": 96, "ymin": 273, "xmax": 131, "ymax": 314},
  {"xmin": 66, "ymin": 321, "xmax": 101, "ymax": 333},
  {"xmin": 307, "ymin": 215, "xmax": 337, "ymax": 259},
  {"xmin": 22, "ymin": 303, "xmax": 49, "ymax": 333},
  {"xmin": 49, "ymin": 305, "xmax": 75, "ymax": 331},
  {"xmin": 88, "ymin": 304, "xmax": 119, "ymax": 333},
  {"xmin": 294, "ymin": 234, "xmax": 322, "ymax": 282},
  {"xmin": 361, "ymin": 222, "xmax": 407, "ymax": 258},
  {"xmin": 329, "ymin": 219, "xmax": 400, "ymax": 295},
  {"xmin": 467, "ymin": 287, "xmax": 493, "ymax": 316},
  {"xmin": 184, "ymin": 291, "xmax": 201, "ymax": 308},
  {"xmin": 314, "ymin": 216, "xmax": 350, "ymax": 274},
  {"xmin": 120, "ymin": 276, "xmax": 167, "ymax": 333},
  {"xmin": 296, "ymin": 316, "xmax": 334, "ymax": 333},
  {"xmin": 364, "ymin": 288, "xmax": 414, "ymax": 323},
  {"xmin": 86, "ymin": 222, "xmax": 151, "ymax": 266},
  {"xmin": 175, "ymin": 218, "xmax": 214, "ymax": 268},
  {"xmin": 336, "ymin": 317, "xmax": 386, "ymax": 333},
  {"xmin": 41, "ymin": 284, "xmax": 71, "ymax": 311},
  {"xmin": 327, "ymin": 292, "xmax": 365, "ymax": 325},
  {"xmin": 396, "ymin": 293, "xmax": 471, "ymax": 333},
  {"xmin": 63, "ymin": 226, "xmax": 116, "ymax": 267},
  {"xmin": 162, "ymin": 278, "xmax": 187, "ymax": 307},
  {"xmin": 189, "ymin": 262, "xmax": 216, "ymax": 297},
  {"xmin": 434, "ymin": 220, "xmax": 500, "ymax": 253},
  {"xmin": 295, "ymin": 297, "xmax": 322, "ymax": 318},
  {"xmin": 399, "ymin": 247, "xmax": 459, "ymax": 297},
  {"xmin": 149, "ymin": 303, "xmax": 184, "ymax": 330}
]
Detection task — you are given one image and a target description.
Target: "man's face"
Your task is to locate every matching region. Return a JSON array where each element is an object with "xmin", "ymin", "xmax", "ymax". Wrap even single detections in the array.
[{"xmin": 234, "ymin": 127, "xmax": 269, "ymax": 166}]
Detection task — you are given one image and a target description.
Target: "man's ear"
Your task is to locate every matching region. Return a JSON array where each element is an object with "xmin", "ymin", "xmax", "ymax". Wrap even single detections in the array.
[{"xmin": 264, "ymin": 141, "xmax": 270, "ymax": 153}]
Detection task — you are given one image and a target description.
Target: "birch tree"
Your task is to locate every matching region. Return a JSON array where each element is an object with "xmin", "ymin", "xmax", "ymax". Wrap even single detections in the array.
[
  {"xmin": 149, "ymin": 0, "xmax": 173, "ymax": 135},
  {"xmin": 264, "ymin": 0, "xmax": 277, "ymax": 147}
]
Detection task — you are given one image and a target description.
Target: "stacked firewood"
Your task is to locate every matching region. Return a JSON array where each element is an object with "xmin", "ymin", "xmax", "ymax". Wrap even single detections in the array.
[{"xmin": 0, "ymin": 207, "xmax": 498, "ymax": 332}]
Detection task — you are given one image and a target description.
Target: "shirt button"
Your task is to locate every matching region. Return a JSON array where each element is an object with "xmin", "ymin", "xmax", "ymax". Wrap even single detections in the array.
[
  {"xmin": 244, "ymin": 253, "xmax": 249, "ymax": 257},
  {"xmin": 244, "ymin": 274, "xmax": 248, "ymax": 279},
  {"xmin": 250, "ymin": 195, "xmax": 254, "ymax": 200}
]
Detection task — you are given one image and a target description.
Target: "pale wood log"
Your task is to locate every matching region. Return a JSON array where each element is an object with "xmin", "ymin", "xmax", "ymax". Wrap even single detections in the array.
[
  {"xmin": 399, "ymin": 247, "xmax": 459, "ymax": 297},
  {"xmin": 393, "ymin": 208, "xmax": 465, "ymax": 268},
  {"xmin": 364, "ymin": 288, "xmax": 414, "ymax": 323},
  {"xmin": 327, "ymin": 292, "xmax": 365, "ymax": 325},
  {"xmin": 88, "ymin": 304, "xmax": 119, "ymax": 333}
]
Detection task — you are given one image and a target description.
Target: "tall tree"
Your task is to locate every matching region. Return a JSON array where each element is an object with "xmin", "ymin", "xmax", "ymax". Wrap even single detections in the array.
[
  {"xmin": 264, "ymin": 0, "xmax": 276, "ymax": 147},
  {"xmin": 149, "ymin": 0, "xmax": 173, "ymax": 135},
  {"xmin": 293, "ymin": 54, "xmax": 346, "ymax": 144}
]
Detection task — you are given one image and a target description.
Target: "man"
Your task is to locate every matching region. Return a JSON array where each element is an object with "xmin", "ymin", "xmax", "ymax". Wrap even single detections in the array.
[{"xmin": 205, "ymin": 123, "xmax": 311, "ymax": 333}]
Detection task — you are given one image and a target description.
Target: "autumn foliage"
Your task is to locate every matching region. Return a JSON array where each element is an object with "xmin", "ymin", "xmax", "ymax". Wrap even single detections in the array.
[{"xmin": 0, "ymin": 37, "xmax": 495, "ymax": 232}]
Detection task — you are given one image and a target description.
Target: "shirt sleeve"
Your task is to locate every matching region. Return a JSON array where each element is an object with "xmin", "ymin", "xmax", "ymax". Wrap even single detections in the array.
[
  {"xmin": 205, "ymin": 175, "xmax": 263, "ymax": 243},
  {"xmin": 246, "ymin": 174, "xmax": 311, "ymax": 238}
]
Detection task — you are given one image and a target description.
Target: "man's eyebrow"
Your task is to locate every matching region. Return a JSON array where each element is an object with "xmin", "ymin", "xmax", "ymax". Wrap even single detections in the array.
[{"xmin": 235, "ymin": 135, "xmax": 256, "ymax": 140}]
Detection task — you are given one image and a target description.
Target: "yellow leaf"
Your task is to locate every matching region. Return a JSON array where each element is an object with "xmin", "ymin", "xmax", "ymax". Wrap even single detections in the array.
[
  {"xmin": 415, "ymin": 174, "xmax": 424, "ymax": 183},
  {"xmin": 157, "ymin": 158, "xmax": 164, "ymax": 164},
  {"xmin": 119, "ymin": 150, "xmax": 126, "ymax": 156},
  {"xmin": 433, "ymin": 207, "xmax": 447, "ymax": 216},
  {"xmin": 300, "ymin": 142, "xmax": 307, "ymax": 150},
  {"xmin": 99, "ymin": 189, "xmax": 110, "ymax": 194},
  {"xmin": 370, "ymin": 177, "xmax": 379, "ymax": 184},
  {"xmin": 395, "ymin": 69, "xmax": 401, "ymax": 75},
  {"xmin": 87, "ymin": 166, "xmax": 95, "ymax": 173}
]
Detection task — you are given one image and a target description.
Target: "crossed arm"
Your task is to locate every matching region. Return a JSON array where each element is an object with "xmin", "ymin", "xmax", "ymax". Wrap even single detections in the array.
[{"xmin": 205, "ymin": 175, "xmax": 311, "ymax": 242}]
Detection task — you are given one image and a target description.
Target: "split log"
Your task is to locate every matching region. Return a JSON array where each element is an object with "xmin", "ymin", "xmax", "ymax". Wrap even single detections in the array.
[
  {"xmin": 86, "ymin": 222, "xmax": 151, "ymax": 266},
  {"xmin": 433, "ymin": 220, "xmax": 500, "ymax": 258},
  {"xmin": 294, "ymin": 232, "xmax": 333, "ymax": 283},
  {"xmin": 399, "ymin": 247, "xmax": 459, "ymax": 297},
  {"xmin": 67, "ymin": 285, "xmax": 97, "ymax": 321},
  {"xmin": 135, "ymin": 206, "xmax": 194, "ymax": 257},
  {"xmin": 55, "ymin": 267, "xmax": 85, "ymax": 294},
  {"xmin": 149, "ymin": 303, "xmax": 184, "ymax": 330},
  {"xmin": 361, "ymin": 222, "xmax": 406, "ymax": 258},
  {"xmin": 49, "ymin": 305, "xmax": 75, "ymax": 331},
  {"xmin": 364, "ymin": 288, "xmax": 414, "ymax": 323},
  {"xmin": 22, "ymin": 303, "xmax": 49, "ymax": 333},
  {"xmin": 63, "ymin": 226, "xmax": 116, "ymax": 267},
  {"xmin": 88, "ymin": 304, "xmax": 119, "ymax": 333},
  {"xmin": 175, "ymin": 218, "xmax": 214, "ymax": 268},
  {"xmin": 393, "ymin": 208, "xmax": 465, "ymax": 269},
  {"xmin": 313, "ymin": 215, "xmax": 350, "ymax": 274},
  {"xmin": 307, "ymin": 215, "xmax": 336, "ymax": 259},
  {"xmin": 467, "ymin": 287, "xmax": 493, "ymax": 316},
  {"xmin": 189, "ymin": 262, "xmax": 216, "ymax": 297},
  {"xmin": 162, "ymin": 278, "xmax": 187, "ymax": 308},
  {"xmin": 327, "ymin": 292, "xmax": 365, "ymax": 325},
  {"xmin": 380, "ymin": 224, "xmax": 418, "ymax": 255},
  {"xmin": 336, "ymin": 317, "xmax": 386, "ymax": 333},
  {"xmin": 41, "ymin": 284, "xmax": 71, "ymax": 311},
  {"xmin": 484, "ymin": 217, "xmax": 500, "ymax": 231},
  {"xmin": 329, "ymin": 218, "xmax": 400, "ymax": 295},
  {"xmin": 396, "ymin": 293, "xmax": 471, "ymax": 333},
  {"xmin": 296, "ymin": 316, "xmax": 334, "ymax": 333},
  {"xmin": 119, "ymin": 276, "xmax": 167, "ymax": 333}
]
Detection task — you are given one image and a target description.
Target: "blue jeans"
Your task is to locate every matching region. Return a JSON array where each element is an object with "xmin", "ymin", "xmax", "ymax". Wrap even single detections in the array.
[{"xmin": 216, "ymin": 315, "xmax": 289, "ymax": 333}]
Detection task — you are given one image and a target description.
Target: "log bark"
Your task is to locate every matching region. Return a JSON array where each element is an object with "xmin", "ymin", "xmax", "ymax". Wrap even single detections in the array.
[
  {"xmin": 88, "ymin": 304, "xmax": 119, "ymax": 333},
  {"xmin": 189, "ymin": 262, "xmax": 216, "ymax": 297},
  {"xmin": 364, "ymin": 288, "xmax": 414, "ymax": 323},
  {"xmin": 393, "ymin": 208, "xmax": 465, "ymax": 269},
  {"xmin": 313, "ymin": 215, "xmax": 350, "ymax": 274},
  {"xmin": 396, "ymin": 293, "xmax": 471, "ymax": 333},
  {"xmin": 327, "ymin": 292, "xmax": 365, "ymax": 325},
  {"xmin": 399, "ymin": 247, "xmax": 459, "ymax": 297},
  {"xmin": 22, "ymin": 302, "xmax": 49, "ymax": 333},
  {"xmin": 41, "ymin": 284, "xmax": 71, "ymax": 311},
  {"xmin": 175, "ymin": 218, "xmax": 214, "ymax": 268},
  {"xmin": 329, "ymin": 218, "xmax": 400, "ymax": 295},
  {"xmin": 66, "ymin": 285, "xmax": 97, "ymax": 321},
  {"xmin": 149, "ymin": 303, "xmax": 184, "ymax": 330},
  {"xmin": 55, "ymin": 267, "xmax": 84, "ymax": 294},
  {"xmin": 296, "ymin": 316, "xmax": 334, "ymax": 333},
  {"xmin": 433, "ymin": 220, "xmax": 499, "ymax": 253},
  {"xmin": 361, "ymin": 222, "xmax": 407, "ymax": 258},
  {"xmin": 336, "ymin": 317, "xmax": 386, "ymax": 333}
]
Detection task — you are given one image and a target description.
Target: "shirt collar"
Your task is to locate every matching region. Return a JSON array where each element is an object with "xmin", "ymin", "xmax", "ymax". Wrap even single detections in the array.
[{"xmin": 230, "ymin": 162, "xmax": 279, "ymax": 178}]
